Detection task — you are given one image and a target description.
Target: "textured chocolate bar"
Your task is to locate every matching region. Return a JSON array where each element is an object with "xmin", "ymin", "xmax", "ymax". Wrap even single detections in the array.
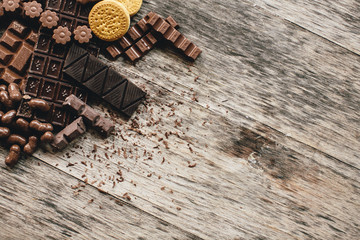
[
  {"xmin": 21, "ymin": 0, "xmax": 99, "ymax": 128},
  {"xmin": 147, "ymin": 13, "xmax": 201, "ymax": 60},
  {"xmin": 51, "ymin": 116, "xmax": 86, "ymax": 150},
  {"xmin": 0, "ymin": 21, "xmax": 38, "ymax": 85},
  {"xmin": 63, "ymin": 44, "xmax": 146, "ymax": 117},
  {"xmin": 63, "ymin": 94, "xmax": 115, "ymax": 137},
  {"xmin": 106, "ymin": 12, "xmax": 180, "ymax": 59},
  {"xmin": 124, "ymin": 30, "xmax": 161, "ymax": 62}
]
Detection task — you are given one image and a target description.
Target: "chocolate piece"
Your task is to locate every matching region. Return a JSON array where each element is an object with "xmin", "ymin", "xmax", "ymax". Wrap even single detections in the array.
[
  {"xmin": 147, "ymin": 13, "xmax": 201, "ymax": 60},
  {"xmin": 63, "ymin": 94, "xmax": 115, "ymax": 137},
  {"xmin": 124, "ymin": 31, "xmax": 161, "ymax": 62},
  {"xmin": 22, "ymin": 0, "xmax": 99, "ymax": 128},
  {"xmin": 23, "ymin": 1, "xmax": 43, "ymax": 18},
  {"xmin": 0, "ymin": 21, "xmax": 39, "ymax": 85},
  {"xmin": 105, "ymin": 12, "xmax": 179, "ymax": 59},
  {"xmin": 74, "ymin": 25, "xmax": 92, "ymax": 44},
  {"xmin": 51, "ymin": 116, "xmax": 86, "ymax": 150},
  {"xmin": 63, "ymin": 45, "xmax": 146, "ymax": 117},
  {"xmin": 17, "ymin": 98, "xmax": 33, "ymax": 118},
  {"xmin": 2, "ymin": 0, "xmax": 20, "ymax": 12},
  {"xmin": 53, "ymin": 26, "xmax": 72, "ymax": 44},
  {"xmin": 39, "ymin": 10, "xmax": 59, "ymax": 28}
]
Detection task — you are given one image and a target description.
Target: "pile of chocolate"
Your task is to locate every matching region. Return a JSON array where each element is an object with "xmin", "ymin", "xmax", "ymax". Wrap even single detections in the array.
[{"xmin": 0, "ymin": 0, "xmax": 201, "ymax": 167}]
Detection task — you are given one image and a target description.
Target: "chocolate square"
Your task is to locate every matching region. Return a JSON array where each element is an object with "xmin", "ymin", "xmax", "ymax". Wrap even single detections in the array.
[
  {"xmin": 50, "ymin": 43, "xmax": 68, "ymax": 58},
  {"xmin": 24, "ymin": 76, "xmax": 41, "ymax": 96},
  {"xmin": 52, "ymin": 104, "xmax": 67, "ymax": 126},
  {"xmin": 39, "ymin": 78, "xmax": 58, "ymax": 101},
  {"xmin": 36, "ymin": 34, "xmax": 52, "ymax": 54},
  {"xmin": 59, "ymin": 15, "xmax": 75, "ymax": 31},
  {"xmin": 16, "ymin": 98, "xmax": 33, "ymax": 119},
  {"xmin": 55, "ymin": 83, "xmax": 73, "ymax": 103},
  {"xmin": 61, "ymin": 0, "xmax": 78, "ymax": 16},
  {"xmin": 74, "ymin": 87, "xmax": 88, "ymax": 102},
  {"xmin": 46, "ymin": 0, "xmax": 62, "ymax": 11},
  {"xmin": 45, "ymin": 57, "xmax": 63, "ymax": 79},
  {"xmin": 30, "ymin": 54, "xmax": 46, "ymax": 75}
]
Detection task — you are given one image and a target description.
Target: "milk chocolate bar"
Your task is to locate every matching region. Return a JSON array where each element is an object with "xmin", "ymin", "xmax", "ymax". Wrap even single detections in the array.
[
  {"xmin": 106, "ymin": 12, "xmax": 180, "ymax": 59},
  {"xmin": 51, "ymin": 116, "xmax": 86, "ymax": 150},
  {"xmin": 147, "ymin": 13, "xmax": 201, "ymax": 60},
  {"xmin": 63, "ymin": 94, "xmax": 115, "ymax": 137},
  {"xmin": 63, "ymin": 44, "xmax": 146, "ymax": 117},
  {"xmin": 0, "ymin": 21, "xmax": 38, "ymax": 85},
  {"xmin": 124, "ymin": 30, "xmax": 161, "ymax": 62}
]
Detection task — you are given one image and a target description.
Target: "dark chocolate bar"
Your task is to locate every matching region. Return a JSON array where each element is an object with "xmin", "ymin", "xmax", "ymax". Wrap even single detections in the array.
[
  {"xmin": 106, "ymin": 12, "xmax": 180, "ymax": 60},
  {"xmin": 147, "ymin": 13, "xmax": 201, "ymax": 60},
  {"xmin": 20, "ymin": 0, "xmax": 99, "ymax": 128},
  {"xmin": 63, "ymin": 44, "xmax": 146, "ymax": 117},
  {"xmin": 63, "ymin": 94, "xmax": 114, "ymax": 137},
  {"xmin": 0, "ymin": 21, "xmax": 38, "ymax": 85}
]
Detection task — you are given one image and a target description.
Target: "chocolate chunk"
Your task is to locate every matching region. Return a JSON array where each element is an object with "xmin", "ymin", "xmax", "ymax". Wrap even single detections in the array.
[
  {"xmin": 63, "ymin": 94, "xmax": 115, "ymax": 137},
  {"xmin": 16, "ymin": 98, "xmax": 33, "ymax": 118},
  {"xmin": 147, "ymin": 13, "xmax": 201, "ymax": 60},
  {"xmin": 105, "ymin": 12, "xmax": 180, "ymax": 60},
  {"xmin": 0, "ymin": 21, "xmax": 39, "ymax": 85},
  {"xmin": 124, "ymin": 31, "xmax": 161, "ymax": 62},
  {"xmin": 51, "ymin": 116, "xmax": 86, "ymax": 150},
  {"xmin": 63, "ymin": 44, "xmax": 146, "ymax": 117},
  {"xmin": 93, "ymin": 117, "xmax": 115, "ymax": 137}
]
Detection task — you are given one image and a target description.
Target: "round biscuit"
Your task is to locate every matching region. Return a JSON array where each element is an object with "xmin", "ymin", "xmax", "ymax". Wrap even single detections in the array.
[
  {"xmin": 88, "ymin": 0, "xmax": 130, "ymax": 42},
  {"xmin": 115, "ymin": 0, "xmax": 142, "ymax": 16}
]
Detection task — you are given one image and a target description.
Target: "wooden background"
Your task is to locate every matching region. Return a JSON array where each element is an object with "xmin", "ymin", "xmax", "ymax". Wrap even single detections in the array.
[{"xmin": 1, "ymin": 0, "xmax": 360, "ymax": 239}]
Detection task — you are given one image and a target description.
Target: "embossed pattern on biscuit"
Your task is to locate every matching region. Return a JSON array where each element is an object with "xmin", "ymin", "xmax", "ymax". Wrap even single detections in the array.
[{"xmin": 88, "ymin": 0, "xmax": 130, "ymax": 41}]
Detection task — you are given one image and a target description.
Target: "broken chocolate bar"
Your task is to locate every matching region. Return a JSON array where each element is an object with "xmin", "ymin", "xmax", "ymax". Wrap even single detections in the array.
[
  {"xmin": 51, "ymin": 116, "xmax": 86, "ymax": 150},
  {"xmin": 147, "ymin": 13, "xmax": 201, "ymax": 60},
  {"xmin": 63, "ymin": 94, "xmax": 115, "ymax": 137},
  {"xmin": 0, "ymin": 21, "xmax": 38, "ymax": 85},
  {"xmin": 63, "ymin": 44, "xmax": 146, "ymax": 117},
  {"xmin": 106, "ymin": 12, "xmax": 180, "ymax": 60}
]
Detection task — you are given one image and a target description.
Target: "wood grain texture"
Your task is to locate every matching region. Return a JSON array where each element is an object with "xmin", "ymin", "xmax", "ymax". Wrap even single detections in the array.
[
  {"xmin": 252, "ymin": 0, "xmax": 360, "ymax": 54},
  {"xmin": 121, "ymin": 0, "xmax": 360, "ymax": 170},
  {"xmin": 0, "ymin": 152, "xmax": 201, "ymax": 240},
  {"xmin": 0, "ymin": 0, "xmax": 360, "ymax": 239}
]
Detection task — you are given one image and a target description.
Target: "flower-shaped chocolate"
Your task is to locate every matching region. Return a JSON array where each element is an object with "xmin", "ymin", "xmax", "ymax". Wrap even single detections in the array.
[
  {"xmin": 40, "ymin": 10, "xmax": 59, "ymax": 28},
  {"xmin": 23, "ymin": 1, "xmax": 43, "ymax": 18},
  {"xmin": 0, "ymin": 3, "xmax": 4, "ymax": 16},
  {"xmin": 53, "ymin": 26, "xmax": 72, "ymax": 44},
  {"xmin": 2, "ymin": 0, "xmax": 20, "ymax": 12},
  {"xmin": 74, "ymin": 25, "xmax": 92, "ymax": 44}
]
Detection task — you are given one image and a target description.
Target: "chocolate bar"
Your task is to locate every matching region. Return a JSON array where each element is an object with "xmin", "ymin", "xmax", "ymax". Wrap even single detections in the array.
[
  {"xmin": 63, "ymin": 44, "xmax": 146, "ymax": 117},
  {"xmin": 0, "ymin": 21, "xmax": 38, "ymax": 85},
  {"xmin": 124, "ymin": 30, "xmax": 161, "ymax": 62},
  {"xmin": 51, "ymin": 116, "xmax": 86, "ymax": 150},
  {"xmin": 63, "ymin": 94, "xmax": 114, "ymax": 137},
  {"xmin": 106, "ymin": 12, "xmax": 180, "ymax": 60},
  {"xmin": 147, "ymin": 13, "xmax": 201, "ymax": 60},
  {"xmin": 20, "ymin": 0, "xmax": 99, "ymax": 128}
]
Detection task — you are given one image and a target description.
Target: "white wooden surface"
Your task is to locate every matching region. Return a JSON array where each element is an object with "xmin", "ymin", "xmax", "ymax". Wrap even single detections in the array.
[{"xmin": 1, "ymin": 0, "xmax": 360, "ymax": 239}]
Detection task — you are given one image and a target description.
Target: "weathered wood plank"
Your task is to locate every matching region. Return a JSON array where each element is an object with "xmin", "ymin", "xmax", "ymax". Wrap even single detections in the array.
[
  {"xmin": 31, "ymin": 79, "xmax": 360, "ymax": 239},
  {"xmin": 117, "ymin": 0, "xmax": 360, "ymax": 170},
  {"xmin": 252, "ymin": 0, "xmax": 360, "ymax": 54},
  {"xmin": 0, "ymin": 152, "xmax": 203, "ymax": 240},
  {"xmin": 1, "ymin": 0, "xmax": 360, "ymax": 239}
]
